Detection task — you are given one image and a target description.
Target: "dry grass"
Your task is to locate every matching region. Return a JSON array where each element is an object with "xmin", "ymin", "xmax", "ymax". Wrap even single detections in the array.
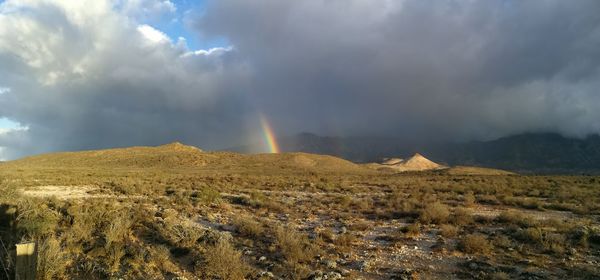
[
  {"xmin": 203, "ymin": 239, "xmax": 250, "ymax": 280},
  {"xmin": 420, "ymin": 202, "xmax": 450, "ymax": 224},
  {"xmin": 460, "ymin": 234, "xmax": 492, "ymax": 255},
  {"xmin": 274, "ymin": 225, "xmax": 318, "ymax": 264},
  {"xmin": 0, "ymin": 146, "xmax": 599, "ymax": 279},
  {"xmin": 37, "ymin": 235, "xmax": 68, "ymax": 279}
]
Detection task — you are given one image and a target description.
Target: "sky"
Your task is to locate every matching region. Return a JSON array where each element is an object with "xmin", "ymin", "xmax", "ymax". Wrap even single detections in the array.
[{"xmin": 1, "ymin": 0, "xmax": 600, "ymax": 160}]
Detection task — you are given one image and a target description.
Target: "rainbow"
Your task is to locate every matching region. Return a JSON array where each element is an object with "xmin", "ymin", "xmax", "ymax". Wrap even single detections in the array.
[{"xmin": 259, "ymin": 114, "xmax": 280, "ymax": 153}]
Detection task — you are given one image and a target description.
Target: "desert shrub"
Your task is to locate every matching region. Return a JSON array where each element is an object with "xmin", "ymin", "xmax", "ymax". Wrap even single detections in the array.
[
  {"xmin": 66, "ymin": 202, "xmax": 114, "ymax": 245},
  {"xmin": 589, "ymin": 229, "xmax": 600, "ymax": 246},
  {"xmin": 232, "ymin": 215, "xmax": 264, "ymax": 238},
  {"xmin": 347, "ymin": 221, "xmax": 370, "ymax": 231},
  {"xmin": 452, "ymin": 207, "xmax": 473, "ymax": 226},
  {"xmin": 516, "ymin": 227, "xmax": 543, "ymax": 245},
  {"xmin": 337, "ymin": 195, "xmax": 352, "ymax": 208},
  {"xmin": 420, "ymin": 202, "xmax": 450, "ymax": 224},
  {"xmin": 318, "ymin": 228, "xmax": 335, "ymax": 243},
  {"xmin": 543, "ymin": 233, "xmax": 566, "ymax": 254},
  {"xmin": 104, "ymin": 214, "xmax": 133, "ymax": 249},
  {"xmin": 275, "ymin": 225, "xmax": 318, "ymax": 264},
  {"xmin": 439, "ymin": 224, "xmax": 459, "ymax": 238},
  {"xmin": 492, "ymin": 235, "xmax": 513, "ymax": 249},
  {"xmin": 161, "ymin": 218, "xmax": 203, "ymax": 248},
  {"xmin": 477, "ymin": 194, "xmax": 500, "ymax": 205},
  {"xmin": 334, "ymin": 233, "xmax": 356, "ymax": 249},
  {"xmin": 106, "ymin": 243, "xmax": 126, "ymax": 273},
  {"xmin": 401, "ymin": 223, "xmax": 421, "ymax": 237},
  {"xmin": 490, "ymin": 272, "xmax": 510, "ymax": 280},
  {"xmin": 150, "ymin": 245, "xmax": 179, "ymax": 272},
  {"xmin": 351, "ymin": 197, "xmax": 373, "ymax": 212},
  {"xmin": 203, "ymin": 239, "xmax": 250, "ymax": 280},
  {"xmin": 15, "ymin": 199, "xmax": 59, "ymax": 238},
  {"xmin": 195, "ymin": 187, "xmax": 221, "ymax": 204},
  {"xmin": 464, "ymin": 192, "xmax": 476, "ymax": 207},
  {"xmin": 391, "ymin": 197, "xmax": 420, "ymax": 218},
  {"xmin": 37, "ymin": 235, "xmax": 68, "ymax": 280},
  {"xmin": 459, "ymin": 234, "xmax": 492, "ymax": 255},
  {"xmin": 497, "ymin": 210, "xmax": 537, "ymax": 228}
]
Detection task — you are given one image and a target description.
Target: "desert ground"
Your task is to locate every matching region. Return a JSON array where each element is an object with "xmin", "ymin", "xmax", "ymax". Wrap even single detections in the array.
[{"xmin": 0, "ymin": 143, "xmax": 599, "ymax": 279}]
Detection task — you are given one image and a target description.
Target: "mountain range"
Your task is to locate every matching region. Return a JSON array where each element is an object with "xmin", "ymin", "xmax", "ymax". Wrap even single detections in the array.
[{"xmin": 232, "ymin": 133, "xmax": 600, "ymax": 174}]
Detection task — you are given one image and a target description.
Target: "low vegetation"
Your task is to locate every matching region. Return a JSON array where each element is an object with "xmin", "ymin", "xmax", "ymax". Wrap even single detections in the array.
[{"xmin": 0, "ymin": 145, "xmax": 598, "ymax": 279}]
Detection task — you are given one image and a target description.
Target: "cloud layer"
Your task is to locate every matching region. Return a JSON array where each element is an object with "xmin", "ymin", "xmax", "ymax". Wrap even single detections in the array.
[
  {"xmin": 1, "ymin": 0, "xmax": 600, "ymax": 159},
  {"xmin": 196, "ymin": 0, "xmax": 600, "ymax": 139},
  {"xmin": 0, "ymin": 0, "xmax": 252, "ymax": 159}
]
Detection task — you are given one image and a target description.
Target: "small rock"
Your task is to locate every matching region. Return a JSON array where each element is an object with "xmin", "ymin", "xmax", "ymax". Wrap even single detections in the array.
[
  {"xmin": 258, "ymin": 271, "xmax": 275, "ymax": 279},
  {"xmin": 325, "ymin": 272, "xmax": 342, "ymax": 280},
  {"xmin": 323, "ymin": 259, "xmax": 337, "ymax": 269},
  {"xmin": 569, "ymin": 248, "xmax": 577, "ymax": 255},
  {"xmin": 391, "ymin": 268, "xmax": 417, "ymax": 280},
  {"xmin": 356, "ymin": 260, "xmax": 371, "ymax": 272},
  {"xmin": 258, "ymin": 256, "xmax": 267, "ymax": 262},
  {"xmin": 308, "ymin": 270, "xmax": 324, "ymax": 280},
  {"xmin": 340, "ymin": 227, "xmax": 347, "ymax": 234}
]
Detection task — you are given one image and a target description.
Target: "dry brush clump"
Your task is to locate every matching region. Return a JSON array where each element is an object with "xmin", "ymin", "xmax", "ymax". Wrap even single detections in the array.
[
  {"xmin": 439, "ymin": 224, "xmax": 459, "ymax": 238},
  {"xmin": 419, "ymin": 202, "xmax": 450, "ymax": 224},
  {"xmin": 401, "ymin": 222, "xmax": 421, "ymax": 237},
  {"xmin": 37, "ymin": 235, "xmax": 69, "ymax": 280},
  {"xmin": 274, "ymin": 225, "xmax": 318, "ymax": 264},
  {"xmin": 202, "ymin": 239, "xmax": 251, "ymax": 280},
  {"xmin": 459, "ymin": 234, "xmax": 492, "ymax": 255},
  {"xmin": 232, "ymin": 215, "xmax": 265, "ymax": 238}
]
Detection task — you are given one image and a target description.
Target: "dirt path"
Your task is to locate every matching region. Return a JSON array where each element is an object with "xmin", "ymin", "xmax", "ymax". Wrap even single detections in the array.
[{"xmin": 21, "ymin": 185, "xmax": 144, "ymax": 200}]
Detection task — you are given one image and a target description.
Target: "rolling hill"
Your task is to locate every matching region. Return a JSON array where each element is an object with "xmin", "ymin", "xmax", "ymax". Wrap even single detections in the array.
[{"xmin": 2, "ymin": 142, "xmax": 368, "ymax": 174}]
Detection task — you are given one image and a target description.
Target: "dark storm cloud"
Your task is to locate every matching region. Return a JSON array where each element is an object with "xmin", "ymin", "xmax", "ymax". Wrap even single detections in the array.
[
  {"xmin": 195, "ymin": 0, "xmax": 600, "ymax": 139},
  {"xmin": 1, "ymin": 0, "xmax": 600, "ymax": 159}
]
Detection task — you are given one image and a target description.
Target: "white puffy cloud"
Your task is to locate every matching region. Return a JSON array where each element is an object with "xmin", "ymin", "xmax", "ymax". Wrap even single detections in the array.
[
  {"xmin": 0, "ymin": 0, "xmax": 251, "ymax": 159},
  {"xmin": 137, "ymin": 24, "xmax": 170, "ymax": 43}
]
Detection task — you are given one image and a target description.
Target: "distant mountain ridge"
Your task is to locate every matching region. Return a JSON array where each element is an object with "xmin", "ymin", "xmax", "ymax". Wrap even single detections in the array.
[
  {"xmin": 232, "ymin": 133, "xmax": 600, "ymax": 174},
  {"xmin": 434, "ymin": 133, "xmax": 600, "ymax": 173}
]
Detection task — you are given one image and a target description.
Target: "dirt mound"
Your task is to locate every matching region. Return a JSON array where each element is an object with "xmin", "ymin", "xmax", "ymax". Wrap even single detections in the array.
[
  {"xmin": 382, "ymin": 158, "xmax": 404, "ymax": 165},
  {"xmin": 367, "ymin": 153, "xmax": 446, "ymax": 172},
  {"xmin": 395, "ymin": 153, "xmax": 444, "ymax": 171}
]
